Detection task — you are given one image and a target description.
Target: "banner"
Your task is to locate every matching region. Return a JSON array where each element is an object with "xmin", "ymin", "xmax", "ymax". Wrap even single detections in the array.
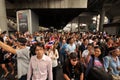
[{"xmin": 17, "ymin": 11, "xmax": 28, "ymax": 33}]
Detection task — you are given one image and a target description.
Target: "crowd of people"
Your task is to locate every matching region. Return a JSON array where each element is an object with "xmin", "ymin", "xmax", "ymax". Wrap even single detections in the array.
[{"xmin": 0, "ymin": 30, "xmax": 120, "ymax": 80}]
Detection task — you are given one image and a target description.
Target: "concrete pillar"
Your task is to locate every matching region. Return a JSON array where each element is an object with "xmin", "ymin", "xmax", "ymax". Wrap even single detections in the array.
[
  {"xmin": 96, "ymin": 16, "xmax": 99, "ymax": 31},
  {"xmin": 78, "ymin": 17, "xmax": 80, "ymax": 32},
  {"xmin": 0, "ymin": 0, "xmax": 8, "ymax": 33},
  {"xmin": 99, "ymin": 8, "xmax": 105, "ymax": 32}
]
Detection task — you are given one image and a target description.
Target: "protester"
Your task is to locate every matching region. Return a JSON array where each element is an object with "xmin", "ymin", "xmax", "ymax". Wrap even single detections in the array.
[
  {"xmin": 58, "ymin": 37, "xmax": 67, "ymax": 66},
  {"xmin": 66, "ymin": 37, "xmax": 77, "ymax": 56},
  {"xmin": 0, "ymin": 30, "xmax": 120, "ymax": 80},
  {"xmin": 27, "ymin": 43, "xmax": 53, "ymax": 80},
  {"xmin": 63, "ymin": 52, "xmax": 84, "ymax": 80},
  {"xmin": 0, "ymin": 48, "xmax": 14, "ymax": 78},
  {"xmin": 46, "ymin": 43, "xmax": 59, "ymax": 80},
  {"xmin": 103, "ymin": 47, "xmax": 120, "ymax": 80},
  {"xmin": 0, "ymin": 37, "xmax": 30, "ymax": 80}
]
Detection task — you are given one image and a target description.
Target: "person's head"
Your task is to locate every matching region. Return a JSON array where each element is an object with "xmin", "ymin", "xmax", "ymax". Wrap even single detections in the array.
[
  {"xmin": 30, "ymin": 44, "xmax": 36, "ymax": 56},
  {"xmin": 83, "ymin": 38, "xmax": 89, "ymax": 45},
  {"xmin": 68, "ymin": 37, "xmax": 74, "ymax": 44},
  {"xmin": 69, "ymin": 52, "xmax": 78, "ymax": 66},
  {"xmin": 35, "ymin": 43, "xmax": 45, "ymax": 59},
  {"xmin": 106, "ymin": 38, "xmax": 113, "ymax": 45},
  {"xmin": 17, "ymin": 37, "xmax": 27, "ymax": 47},
  {"xmin": 0, "ymin": 31, "xmax": 6, "ymax": 38},
  {"xmin": 1, "ymin": 31, "xmax": 7, "ymax": 35},
  {"xmin": 62, "ymin": 37, "xmax": 66, "ymax": 43},
  {"xmin": 80, "ymin": 38, "xmax": 83, "ymax": 42},
  {"xmin": 87, "ymin": 43, "xmax": 94, "ymax": 51},
  {"xmin": 109, "ymin": 47, "xmax": 120, "ymax": 56},
  {"xmin": 94, "ymin": 46, "xmax": 101, "ymax": 57}
]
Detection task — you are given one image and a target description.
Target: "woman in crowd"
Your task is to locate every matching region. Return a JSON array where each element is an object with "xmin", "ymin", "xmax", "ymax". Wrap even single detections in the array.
[
  {"xmin": 85, "ymin": 46, "xmax": 104, "ymax": 78},
  {"xmin": 103, "ymin": 47, "xmax": 120, "ymax": 80},
  {"xmin": 58, "ymin": 37, "xmax": 67, "ymax": 66},
  {"xmin": 85, "ymin": 46, "xmax": 113, "ymax": 80},
  {"xmin": 63, "ymin": 52, "xmax": 84, "ymax": 80},
  {"xmin": 46, "ymin": 43, "xmax": 59, "ymax": 80}
]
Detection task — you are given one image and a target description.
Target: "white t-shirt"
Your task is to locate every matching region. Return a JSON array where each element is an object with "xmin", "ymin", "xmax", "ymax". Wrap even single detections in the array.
[
  {"xmin": 66, "ymin": 43, "xmax": 76, "ymax": 54},
  {"xmin": 47, "ymin": 49, "xmax": 59, "ymax": 67}
]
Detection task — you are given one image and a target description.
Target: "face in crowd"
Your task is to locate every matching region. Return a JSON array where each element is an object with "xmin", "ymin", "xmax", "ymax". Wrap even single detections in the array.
[
  {"xmin": 35, "ymin": 43, "xmax": 45, "ymax": 59},
  {"xmin": 70, "ymin": 58, "xmax": 78, "ymax": 66},
  {"xmin": 94, "ymin": 47, "xmax": 101, "ymax": 57},
  {"xmin": 69, "ymin": 52, "xmax": 78, "ymax": 66},
  {"xmin": 112, "ymin": 48, "xmax": 120, "ymax": 56},
  {"xmin": 83, "ymin": 39, "xmax": 89, "ymax": 45},
  {"xmin": 69, "ymin": 38, "xmax": 74, "ymax": 44}
]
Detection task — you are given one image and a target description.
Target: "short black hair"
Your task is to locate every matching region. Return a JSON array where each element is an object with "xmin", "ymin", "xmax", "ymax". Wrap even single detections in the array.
[
  {"xmin": 94, "ymin": 46, "xmax": 101, "ymax": 49},
  {"xmin": 88, "ymin": 43, "xmax": 94, "ymax": 47},
  {"xmin": 31, "ymin": 42, "xmax": 44, "ymax": 54},
  {"xmin": 1, "ymin": 31, "xmax": 7, "ymax": 34},
  {"xmin": 106, "ymin": 38, "xmax": 112, "ymax": 42},
  {"xmin": 68, "ymin": 37, "xmax": 73, "ymax": 42},
  {"xmin": 83, "ymin": 38, "xmax": 88, "ymax": 42},
  {"xmin": 17, "ymin": 37, "xmax": 27, "ymax": 44},
  {"xmin": 17, "ymin": 37, "xmax": 27, "ymax": 46},
  {"xmin": 36, "ymin": 42, "xmax": 44, "ymax": 49}
]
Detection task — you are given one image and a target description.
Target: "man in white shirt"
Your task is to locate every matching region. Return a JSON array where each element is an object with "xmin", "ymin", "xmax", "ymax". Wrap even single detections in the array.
[{"xmin": 27, "ymin": 43, "xmax": 53, "ymax": 80}]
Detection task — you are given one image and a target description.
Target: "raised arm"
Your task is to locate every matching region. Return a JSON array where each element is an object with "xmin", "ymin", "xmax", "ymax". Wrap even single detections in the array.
[{"xmin": 0, "ymin": 41, "xmax": 16, "ymax": 54}]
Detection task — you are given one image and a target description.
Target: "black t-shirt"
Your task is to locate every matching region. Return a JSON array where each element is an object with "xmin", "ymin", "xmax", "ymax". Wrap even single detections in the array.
[
  {"xmin": 79, "ymin": 44, "xmax": 87, "ymax": 54},
  {"xmin": 63, "ymin": 60, "xmax": 84, "ymax": 80},
  {"xmin": 0, "ymin": 48, "xmax": 13, "ymax": 64},
  {"xmin": 0, "ymin": 36, "xmax": 4, "ymax": 42},
  {"xmin": 0, "ymin": 48, "xmax": 3, "ymax": 61}
]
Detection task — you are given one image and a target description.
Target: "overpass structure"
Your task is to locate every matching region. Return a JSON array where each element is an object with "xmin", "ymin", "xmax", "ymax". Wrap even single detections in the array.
[
  {"xmin": 0, "ymin": 0, "xmax": 120, "ymax": 33},
  {"xmin": 6, "ymin": 0, "xmax": 87, "ymax": 9}
]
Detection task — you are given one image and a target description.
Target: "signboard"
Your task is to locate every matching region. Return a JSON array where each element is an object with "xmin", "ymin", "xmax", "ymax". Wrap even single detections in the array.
[
  {"xmin": 17, "ymin": 11, "xmax": 28, "ymax": 33},
  {"xmin": 17, "ymin": 10, "xmax": 39, "ymax": 34}
]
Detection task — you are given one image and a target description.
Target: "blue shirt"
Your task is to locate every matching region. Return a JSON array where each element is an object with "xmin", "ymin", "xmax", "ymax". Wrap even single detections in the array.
[
  {"xmin": 59, "ymin": 42, "xmax": 67, "ymax": 55},
  {"xmin": 103, "ymin": 56, "xmax": 120, "ymax": 76}
]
